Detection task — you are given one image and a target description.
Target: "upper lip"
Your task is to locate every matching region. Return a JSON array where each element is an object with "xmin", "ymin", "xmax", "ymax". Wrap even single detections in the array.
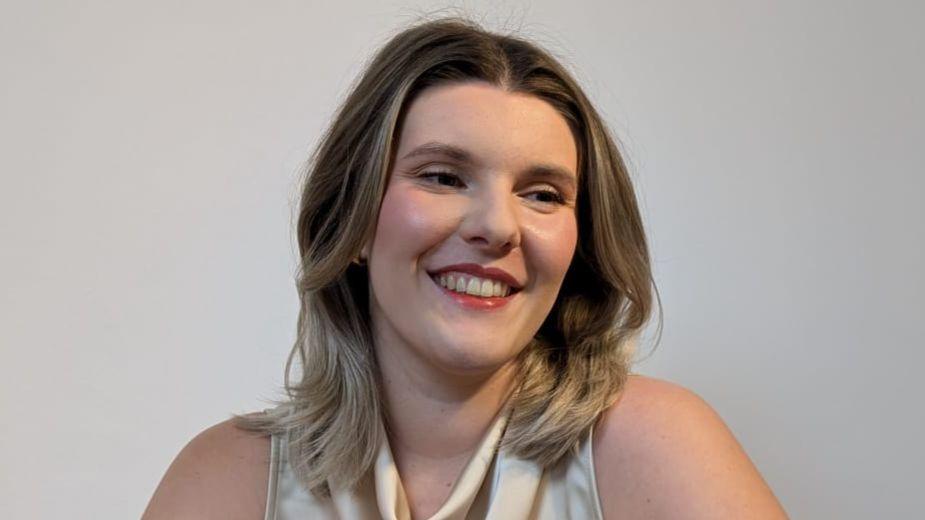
[{"xmin": 428, "ymin": 263, "xmax": 524, "ymax": 291}]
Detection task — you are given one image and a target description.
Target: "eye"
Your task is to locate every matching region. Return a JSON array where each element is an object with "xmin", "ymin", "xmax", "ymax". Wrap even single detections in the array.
[
  {"xmin": 418, "ymin": 171, "xmax": 464, "ymax": 187},
  {"xmin": 524, "ymin": 188, "xmax": 567, "ymax": 205}
]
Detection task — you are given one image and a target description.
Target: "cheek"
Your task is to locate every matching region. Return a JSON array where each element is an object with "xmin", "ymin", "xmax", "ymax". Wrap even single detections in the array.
[
  {"xmin": 526, "ymin": 213, "xmax": 578, "ymax": 280},
  {"xmin": 374, "ymin": 186, "xmax": 457, "ymax": 257}
]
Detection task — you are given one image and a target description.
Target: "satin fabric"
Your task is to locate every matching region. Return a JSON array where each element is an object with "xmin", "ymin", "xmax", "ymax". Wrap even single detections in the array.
[{"xmin": 264, "ymin": 408, "xmax": 604, "ymax": 520}]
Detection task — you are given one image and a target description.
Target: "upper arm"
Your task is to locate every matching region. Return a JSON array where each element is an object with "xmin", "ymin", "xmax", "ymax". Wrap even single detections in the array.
[
  {"xmin": 142, "ymin": 418, "xmax": 271, "ymax": 520},
  {"xmin": 593, "ymin": 375, "xmax": 788, "ymax": 519}
]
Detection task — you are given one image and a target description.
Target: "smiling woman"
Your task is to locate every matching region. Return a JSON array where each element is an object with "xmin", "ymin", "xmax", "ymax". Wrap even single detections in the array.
[
  {"xmin": 143, "ymin": 15, "xmax": 787, "ymax": 520},
  {"xmin": 370, "ymin": 82, "xmax": 579, "ymax": 381}
]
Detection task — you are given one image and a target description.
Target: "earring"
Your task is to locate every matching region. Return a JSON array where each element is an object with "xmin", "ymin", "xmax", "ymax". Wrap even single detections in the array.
[{"xmin": 352, "ymin": 253, "xmax": 367, "ymax": 266}]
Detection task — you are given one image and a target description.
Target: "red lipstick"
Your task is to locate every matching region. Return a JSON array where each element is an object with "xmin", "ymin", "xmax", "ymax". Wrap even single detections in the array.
[{"xmin": 430, "ymin": 275, "xmax": 519, "ymax": 311}]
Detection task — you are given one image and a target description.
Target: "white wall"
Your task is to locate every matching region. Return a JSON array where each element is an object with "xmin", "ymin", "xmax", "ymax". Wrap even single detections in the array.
[{"xmin": 1, "ymin": 1, "xmax": 921, "ymax": 518}]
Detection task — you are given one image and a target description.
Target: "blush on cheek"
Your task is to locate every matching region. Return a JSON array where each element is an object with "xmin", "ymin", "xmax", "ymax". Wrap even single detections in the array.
[
  {"xmin": 558, "ymin": 222, "xmax": 579, "ymax": 272},
  {"xmin": 374, "ymin": 185, "xmax": 459, "ymax": 253},
  {"xmin": 525, "ymin": 215, "xmax": 579, "ymax": 275}
]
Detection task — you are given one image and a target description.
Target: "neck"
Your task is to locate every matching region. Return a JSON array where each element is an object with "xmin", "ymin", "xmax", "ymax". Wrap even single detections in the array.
[{"xmin": 375, "ymin": 346, "xmax": 520, "ymax": 463}]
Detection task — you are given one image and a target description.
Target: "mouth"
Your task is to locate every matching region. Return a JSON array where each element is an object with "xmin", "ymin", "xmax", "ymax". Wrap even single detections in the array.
[{"xmin": 427, "ymin": 272, "xmax": 521, "ymax": 311}]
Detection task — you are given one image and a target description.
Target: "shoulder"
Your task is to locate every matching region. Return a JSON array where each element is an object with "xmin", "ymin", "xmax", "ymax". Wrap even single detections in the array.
[
  {"xmin": 142, "ymin": 416, "xmax": 272, "ymax": 520},
  {"xmin": 592, "ymin": 374, "xmax": 787, "ymax": 519}
]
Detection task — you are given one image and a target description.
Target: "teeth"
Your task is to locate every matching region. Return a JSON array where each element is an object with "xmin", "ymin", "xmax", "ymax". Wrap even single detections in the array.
[{"xmin": 436, "ymin": 272, "xmax": 511, "ymax": 298}]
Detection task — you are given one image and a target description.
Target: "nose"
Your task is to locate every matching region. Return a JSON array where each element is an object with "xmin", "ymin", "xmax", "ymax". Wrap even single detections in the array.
[{"xmin": 459, "ymin": 185, "xmax": 522, "ymax": 255}]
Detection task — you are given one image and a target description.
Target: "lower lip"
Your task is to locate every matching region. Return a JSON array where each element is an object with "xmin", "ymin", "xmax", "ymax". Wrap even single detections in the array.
[{"xmin": 429, "ymin": 275, "xmax": 519, "ymax": 311}]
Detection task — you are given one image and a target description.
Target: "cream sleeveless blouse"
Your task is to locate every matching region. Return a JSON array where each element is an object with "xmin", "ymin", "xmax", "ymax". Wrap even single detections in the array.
[{"xmin": 264, "ymin": 407, "xmax": 605, "ymax": 519}]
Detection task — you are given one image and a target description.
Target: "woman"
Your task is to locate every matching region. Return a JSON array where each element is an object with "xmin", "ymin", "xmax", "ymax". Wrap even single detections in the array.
[{"xmin": 143, "ymin": 16, "xmax": 787, "ymax": 519}]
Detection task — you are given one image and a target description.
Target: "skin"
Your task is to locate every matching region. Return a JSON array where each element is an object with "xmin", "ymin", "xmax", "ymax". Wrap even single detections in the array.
[
  {"xmin": 142, "ymin": 81, "xmax": 788, "ymax": 519},
  {"xmin": 594, "ymin": 376, "xmax": 789, "ymax": 519}
]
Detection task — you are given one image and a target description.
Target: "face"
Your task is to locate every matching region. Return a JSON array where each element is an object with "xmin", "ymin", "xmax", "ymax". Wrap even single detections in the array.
[{"xmin": 366, "ymin": 80, "xmax": 579, "ymax": 378}]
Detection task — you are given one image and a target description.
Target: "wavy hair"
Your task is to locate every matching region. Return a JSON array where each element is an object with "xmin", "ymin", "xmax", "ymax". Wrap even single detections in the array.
[{"xmin": 234, "ymin": 14, "xmax": 661, "ymax": 497}]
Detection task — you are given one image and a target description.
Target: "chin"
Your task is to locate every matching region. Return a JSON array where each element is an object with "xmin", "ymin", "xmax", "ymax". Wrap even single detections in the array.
[{"xmin": 426, "ymin": 339, "xmax": 521, "ymax": 378}]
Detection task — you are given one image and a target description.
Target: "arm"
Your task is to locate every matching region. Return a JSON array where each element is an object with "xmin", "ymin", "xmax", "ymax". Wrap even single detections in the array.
[
  {"xmin": 593, "ymin": 375, "xmax": 788, "ymax": 519},
  {"xmin": 141, "ymin": 419, "xmax": 270, "ymax": 520}
]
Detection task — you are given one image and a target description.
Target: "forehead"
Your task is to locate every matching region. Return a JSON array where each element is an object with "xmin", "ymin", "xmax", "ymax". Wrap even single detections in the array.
[{"xmin": 394, "ymin": 81, "xmax": 578, "ymax": 176}]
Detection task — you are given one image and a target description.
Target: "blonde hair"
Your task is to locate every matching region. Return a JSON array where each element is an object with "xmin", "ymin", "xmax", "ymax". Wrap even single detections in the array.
[{"xmin": 234, "ymin": 14, "xmax": 661, "ymax": 497}]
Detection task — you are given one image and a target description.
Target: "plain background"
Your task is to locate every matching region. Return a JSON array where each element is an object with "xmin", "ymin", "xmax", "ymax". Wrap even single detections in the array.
[{"xmin": 1, "ymin": 1, "xmax": 922, "ymax": 518}]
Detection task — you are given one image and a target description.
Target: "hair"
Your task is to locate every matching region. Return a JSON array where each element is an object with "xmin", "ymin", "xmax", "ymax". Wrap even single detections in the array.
[{"xmin": 234, "ymin": 14, "xmax": 661, "ymax": 497}]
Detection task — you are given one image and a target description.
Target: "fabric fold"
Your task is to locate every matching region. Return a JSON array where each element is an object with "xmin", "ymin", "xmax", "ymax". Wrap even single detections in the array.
[
  {"xmin": 266, "ymin": 406, "xmax": 603, "ymax": 520},
  {"xmin": 373, "ymin": 405, "xmax": 512, "ymax": 520}
]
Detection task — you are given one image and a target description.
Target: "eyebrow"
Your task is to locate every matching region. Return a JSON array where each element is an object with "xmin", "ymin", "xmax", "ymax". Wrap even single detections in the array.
[{"xmin": 400, "ymin": 141, "xmax": 578, "ymax": 191}]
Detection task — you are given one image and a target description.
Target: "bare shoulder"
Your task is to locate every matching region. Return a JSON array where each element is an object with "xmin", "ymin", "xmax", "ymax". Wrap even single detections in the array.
[
  {"xmin": 592, "ymin": 374, "xmax": 788, "ymax": 519},
  {"xmin": 142, "ymin": 416, "xmax": 271, "ymax": 520}
]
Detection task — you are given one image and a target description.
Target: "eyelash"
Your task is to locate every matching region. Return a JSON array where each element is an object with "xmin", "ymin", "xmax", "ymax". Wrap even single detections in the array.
[{"xmin": 417, "ymin": 171, "xmax": 567, "ymax": 205}]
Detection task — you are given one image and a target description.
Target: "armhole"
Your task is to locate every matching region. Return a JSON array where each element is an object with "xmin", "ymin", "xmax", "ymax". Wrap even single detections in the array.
[
  {"xmin": 587, "ymin": 425, "xmax": 606, "ymax": 520},
  {"xmin": 264, "ymin": 433, "xmax": 281, "ymax": 520}
]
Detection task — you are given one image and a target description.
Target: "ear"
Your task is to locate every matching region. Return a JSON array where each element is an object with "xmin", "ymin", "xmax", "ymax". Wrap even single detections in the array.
[{"xmin": 352, "ymin": 242, "xmax": 370, "ymax": 266}]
